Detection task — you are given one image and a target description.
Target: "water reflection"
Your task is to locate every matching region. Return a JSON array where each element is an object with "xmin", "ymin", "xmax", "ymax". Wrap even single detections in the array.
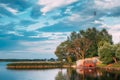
[
  {"xmin": 55, "ymin": 71, "xmax": 66, "ymax": 80},
  {"xmin": 55, "ymin": 68, "xmax": 120, "ymax": 80},
  {"xmin": 1, "ymin": 62, "xmax": 120, "ymax": 80},
  {"xmin": 76, "ymin": 68, "xmax": 102, "ymax": 77}
]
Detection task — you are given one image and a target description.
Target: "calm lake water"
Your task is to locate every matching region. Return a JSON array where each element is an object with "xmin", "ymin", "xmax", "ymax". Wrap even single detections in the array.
[{"xmin": 0, "ymin": 62, "xmax": 120, "ymax": 80}]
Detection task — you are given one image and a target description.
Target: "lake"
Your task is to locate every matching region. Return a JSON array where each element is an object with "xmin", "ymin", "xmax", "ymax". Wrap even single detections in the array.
[{"xmin": 0, "ymin": 62, "xmax": 120, "ymax": 80}]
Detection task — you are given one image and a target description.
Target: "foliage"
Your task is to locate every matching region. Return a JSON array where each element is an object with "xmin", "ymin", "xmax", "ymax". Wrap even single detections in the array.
[
  {"xmin": 55, "ymin": 27, "xmax": 113, "ymax": 62},
  {"xmin": 98, "ymin": 42, "xmax": 114, "ymax": 64},
  {"xmin": 98, "ymin": 42, "xmax": 120, "ymax": 64},
  {"xmin": 55, "ymin": 41, "xmax": 67, "ymax": 61},
  {"xmin": 73, "ymin": 38, "xmax": 92, "ymax": 59},
  {"xmin": 115, "ymin": 44, "xmax": 120, "ymax": 60},
  {"xmin": 96, "ymin": 63, "xmax": 107, "ymax": 67},
  {"xmin": 55, "ymin": 71, "xmax": 66, "ymax": 80}
]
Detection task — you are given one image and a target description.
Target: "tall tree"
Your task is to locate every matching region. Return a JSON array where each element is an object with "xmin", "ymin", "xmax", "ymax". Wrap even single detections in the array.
[
  {"xmin": 73, "ymin": 38, "xmax": 92, "ymax": 59},
  {"xmin": 98, "ymin": 42, "xmax": 117, "ymax": 64},
  {"xmin": 80, "ymin": 28, "xmax": 113, "ymax": 57},
  {"xmin": 115, "ymin": 43, "xmax": 120, "ymax": 60},
  {"xmin": 55, "ymin": 27, "xmax": 113, "ymax": 62},
  {"xmin": 55, "ymin": 41, "xmax": 67, "ymax": 61}
]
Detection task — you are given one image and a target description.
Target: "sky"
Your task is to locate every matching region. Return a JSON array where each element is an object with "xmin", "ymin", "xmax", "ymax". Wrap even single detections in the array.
[{"xmin": 0, "ymin": 0, "xmax": 120, "ymax": 59}]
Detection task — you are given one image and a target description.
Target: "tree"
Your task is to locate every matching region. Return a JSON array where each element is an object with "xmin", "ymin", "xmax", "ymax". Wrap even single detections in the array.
[
  {"xmin": 55, "ymin": 41, "xmax": 67, "ymax": 61},
  {"xmin": 115, "ymin": 44, "xmax": 120, "ymax": 60},
  {"xmin": 116, "ymin": 47, "xmax": 120, "ymax": 60},
  {"xmin": 55, "ymin": 41, "xmax": 76, "ymax": 63},
  {"xmin": 55, "ymin": 27, "xmax": 113, "ymax": 62},
  {"xmin": 98, "ymin": 42, "xmax": 113, "ymax": 64},
  {"xmin": 73, "ymin": 38, "xmax": 92, "ymax": 59},
  {"xmin": 98, "ymin": 42, "xmax": 118, "ymax": 64},
  {"xmin": 82, "ymin": 28, "xmax": 98, "ymax": 57},
  {"xmin": 80, "ymin": 28, "xmax": 112, "ymax": 57}
]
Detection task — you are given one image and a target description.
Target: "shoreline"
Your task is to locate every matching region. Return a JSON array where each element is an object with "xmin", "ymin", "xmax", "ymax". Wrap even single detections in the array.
[
  {"xmin": 7, "ymin": 61, "xmax": 120, "ymax": 71},
  {"xmin": 97, "ymin": 66, "xmax": 120, "ymax": 72},
  {"xmin": 7, "ymin": 61, "xmax": 72, "ymax": 69}
]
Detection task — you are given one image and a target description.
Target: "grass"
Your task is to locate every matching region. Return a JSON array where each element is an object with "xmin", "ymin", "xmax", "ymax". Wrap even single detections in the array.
[
  {"xmin": 109, "ymin": 63, "xmax": 120, "ymax": 67},
  {"xmin": 96, "ymin": 63, "xmax": 107, "ymax": 67},
  {"xmin": 96, "ymin": 63, "xmax": 120, "ymax": 74},
  {"xmin": 7, "ymin": 61, "xmax": 71, "ymax": 69},
  {"xmin": 7, "ymin": 61, "xmax": 61, "ymax": 66}
]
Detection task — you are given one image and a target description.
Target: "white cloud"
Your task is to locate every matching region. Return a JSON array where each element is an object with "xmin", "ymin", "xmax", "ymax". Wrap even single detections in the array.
[
  {"xmin": 26, "ymin": 18, "xmax": 59, "ymax": 31},
  {"xmin": 20, "ymin": 32, "xmax": 70, "ymax": 54},
  {"xmin": 20, "ymin": 40, "xmax": 61, "ymax": 54},
  {"xmin": 26, "ymin": 22, "xmax": 46, "ymax": 31},
  {"xmin": 66, "ymin": 13, "xmax": 94, "ymax": 26},
  {"xmin": 100, "ymin": 24, "xmax": 120, "ymax": 44},
  {"xmin": 29, "ymin": 32, "xmax": 70, "ymax": 41},
  {"xmin": 7, "ymin": 31, "xmax": 23, "ymax": 36},
  {"xmin": 95, "ymin": 0, "xmax": 120, "ymax": 10},
  {"xmin": 97, "ymin": 16, "xmax": 120, "ymax": 44},
  {"xmin": 68, "ymin": 14, "xmax": 81, "ymax": 21},
  {"xmin": 0, "ymin": 4, "xmax": 18, "ymax": 15},
  {"xmin": 6, "ymin": 7, "xmax": 18, "ymax": 15},
  {"xmin": 38, "ymin": 0, "xmax": 78, "ymax": 14}
]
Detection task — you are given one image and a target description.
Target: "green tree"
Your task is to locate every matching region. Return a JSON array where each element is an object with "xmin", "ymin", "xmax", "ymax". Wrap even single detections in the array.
[
  {"xmin": 82, "ymin": 28, "xmax": 98, "ymax": 57},
  {"xmin": 55, "ymin": 41, "xmax": 68, "ymax": 61},
  {"xmin": 98, "ymin": 42, "xmax": 113, "ymax": 64},
  {"xmin": 116, "ymin": 47, "xmax": 120, "ymax": 60},
  {"xmin": 73, "ymin": 38, "xmax": 92, "ymax": 59},
  {"xmin": 55, "ymin": 27, "xmax": 113, "ymax": 62},
  {"xmin": 98, "ymin": 42, "xmax": 118, "ymax": 64},
  {"xmin": 55, "ymin": 41, "xmax": 75, "ymax": 63},
  {"xmin": 115, "ymin": 44, "xmax": 120, "ymax": 60},
  {"xmin": 80, "ymin": 28, "xmax": 112, "ymax": 57}
]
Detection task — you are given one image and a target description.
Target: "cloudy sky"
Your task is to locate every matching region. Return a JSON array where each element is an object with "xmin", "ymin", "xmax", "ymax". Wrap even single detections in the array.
[{"xmin": 0, "ymin": 0, "xmax": 120, "ymax": 59}]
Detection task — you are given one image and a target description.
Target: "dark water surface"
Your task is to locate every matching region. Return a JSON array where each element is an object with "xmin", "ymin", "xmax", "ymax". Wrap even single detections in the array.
[{"xmin": 0, "ymin": 62, "xmax": 120, "ymax": 80}]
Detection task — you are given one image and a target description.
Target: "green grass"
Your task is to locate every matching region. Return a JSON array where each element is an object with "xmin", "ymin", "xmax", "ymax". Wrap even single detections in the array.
[
  {"xmin": 96, "ymin": 63, "xmax": 107, "ymax": 67},
  {"xmin": 97, "ymin": 62, "xmax": 120, "ymax": 68},
  {"xmin": 110, "ymin": 63, "xmax": 120, "ymax": 67}
]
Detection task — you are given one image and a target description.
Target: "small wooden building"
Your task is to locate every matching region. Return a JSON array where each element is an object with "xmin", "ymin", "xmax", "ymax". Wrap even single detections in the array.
[
  {"xmin": 76, "ymin": 57, "xmax": 98, "ymax": 68},
  {"xmin": 83, "ymin": 60, "xmax": 96, "ymax": 67}
]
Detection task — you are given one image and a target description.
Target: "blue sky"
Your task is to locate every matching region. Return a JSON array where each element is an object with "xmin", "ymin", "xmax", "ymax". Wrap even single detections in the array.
[{"xmin": 0, "ymin": 0, "xmax": 120, "ymax": 59}]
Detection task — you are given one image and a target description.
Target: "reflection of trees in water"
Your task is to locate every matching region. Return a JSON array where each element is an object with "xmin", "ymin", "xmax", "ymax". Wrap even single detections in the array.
[
  {"xmin": 55, "ymin": 69, "xmax": 120, "ymax": 80},
  {"xmin": 55, "ymin": 71, "xmax": 66, "ymax": 80},
  {"xmin": 98, "ymin": 71, "xmax": 120, "ymax": 80}
]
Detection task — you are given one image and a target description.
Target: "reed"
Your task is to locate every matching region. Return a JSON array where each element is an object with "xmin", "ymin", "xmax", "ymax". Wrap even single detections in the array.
[{"xmin": 7, "ymin": 61, "xmax": 70, "ymax": 69}]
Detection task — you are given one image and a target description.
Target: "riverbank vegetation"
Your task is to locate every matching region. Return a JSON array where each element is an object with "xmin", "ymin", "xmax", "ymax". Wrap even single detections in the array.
[
  {"xmin": 7, "ymin": 61, "xmax": 70, "ymax": 69},
  {"xmin": 0, "ymin": 58, "xmax": 57, "ymax": 62},
  {"xmin": 55, "ymin": 27, "xmax": 120, "ymax": 66}
]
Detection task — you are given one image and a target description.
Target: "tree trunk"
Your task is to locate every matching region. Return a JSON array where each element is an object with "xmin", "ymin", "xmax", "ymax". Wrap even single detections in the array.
[
  {"xmin": 113, "ymin": 57, "xmax": 118, "ymax": 63},
  {"xmin": 75, "ymin": 51, "xmax": 79, "ymax": 60},
  {"xmin": 81, "ymin": 50, "xmax": 85, "ymax": 67},
  {"xmin": 81, "ymin": 50, "xmax": 85, "ymax": 59}
]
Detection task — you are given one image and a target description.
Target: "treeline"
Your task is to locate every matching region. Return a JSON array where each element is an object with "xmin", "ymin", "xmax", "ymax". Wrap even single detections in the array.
[
  {"xmin": 0, "ymin": 58, "xmax": 57, "ymax": 62},
  {"xmin": 55, "ymin": 27, "xmax": 116, "ymax": 64}
]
